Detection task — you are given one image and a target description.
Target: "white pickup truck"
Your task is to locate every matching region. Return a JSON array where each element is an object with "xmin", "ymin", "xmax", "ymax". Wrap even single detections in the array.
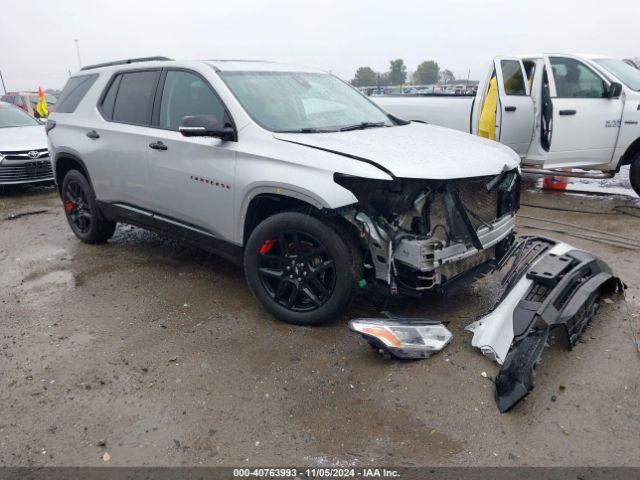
[{"xmin": 374, "ymin": 54, "xmax": 640, "ymax": 195}]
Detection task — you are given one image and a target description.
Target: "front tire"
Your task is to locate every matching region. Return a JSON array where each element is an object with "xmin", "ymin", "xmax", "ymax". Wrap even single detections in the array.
[
  {"xmin": 630, "ymin": 154, "xmax": 640, "ymax": 197},
  {"xmin": 61, "ymin": 169, "xmax": 115, "ymax": 243},
  {"xmin": 244, "ymin": 212, "xmax": 359, "ymax": 326}
]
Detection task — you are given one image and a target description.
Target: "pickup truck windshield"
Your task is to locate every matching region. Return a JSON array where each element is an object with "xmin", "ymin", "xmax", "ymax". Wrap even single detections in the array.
[
  {"xmin": 0, "ymin": 106, "xmax": 40, "ymax": 128},
  {"xmin": 594, "ymin": 59, "xmax": 640, "ymax": 91},
  {"xmin": 220, "ymin": 71, "xmax": 393, "ymax": 132}
]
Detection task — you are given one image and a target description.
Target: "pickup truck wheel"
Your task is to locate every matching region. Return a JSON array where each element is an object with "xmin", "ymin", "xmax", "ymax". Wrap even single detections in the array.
[
  {"xmin": 61, "ymin": 169, "xmax": 116, "ymax": 244},
  {"xmin": 631, "ymin": 155, "xmax": 640, "ymax": 197},
  {"xmin": 244, "ymin": 212, "xmax": 357, "ymax": 326}
]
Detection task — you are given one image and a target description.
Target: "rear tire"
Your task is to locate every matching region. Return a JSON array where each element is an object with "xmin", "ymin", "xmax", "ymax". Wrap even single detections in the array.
[
  {"xmin": 61, "ymin": 169, "xmax": 115, "ymax": 244},
  {"xmin": 244, "ymin": 212, "xmax": 360, "ymax": 326},
  {"xmin": 630, "ymin": 154, "xmax": 640, "ymax": 197}
]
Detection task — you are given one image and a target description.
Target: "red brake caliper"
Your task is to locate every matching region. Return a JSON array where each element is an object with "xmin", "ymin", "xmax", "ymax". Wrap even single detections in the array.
[
  {"xmin": 259, "ymin": 239, "xmax": 277, "ymax": 255},
  {"xmin": 64, "ymin": 199, "xmax": 74, "ymax": 213}
]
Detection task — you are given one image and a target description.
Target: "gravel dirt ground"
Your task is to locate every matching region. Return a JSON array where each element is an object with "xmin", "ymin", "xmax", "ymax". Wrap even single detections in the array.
[{"xmin": 0, "ymin": 181, "xmax": 639, "ymax": 467}]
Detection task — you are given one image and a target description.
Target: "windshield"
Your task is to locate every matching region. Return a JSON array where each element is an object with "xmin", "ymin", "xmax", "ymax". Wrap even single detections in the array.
[
  {"xmin": 594, "ymin": 59, "xmax": 640, "ymax": 91},
  {"xmin": 0, "ymin": 106, "xmax": 40, "ymax": 128},
  {"xmin": 219, "ymin": 71, "xmax": 394, "ymax": 132}
]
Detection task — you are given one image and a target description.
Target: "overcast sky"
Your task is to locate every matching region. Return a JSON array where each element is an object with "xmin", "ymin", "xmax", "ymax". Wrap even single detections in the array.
[{"xmin": 2, "ymin": 0, "xmax": 639, "ymax": 91}]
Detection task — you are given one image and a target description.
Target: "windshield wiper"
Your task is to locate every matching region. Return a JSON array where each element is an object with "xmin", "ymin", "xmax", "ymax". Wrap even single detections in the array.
[
  {"xmin": 339, "ymin": 121, "xmax": 387, "ymax": 132},
  {"xmin": 276, "ymin": 127, "xmax": 338, "ymax": 133}
]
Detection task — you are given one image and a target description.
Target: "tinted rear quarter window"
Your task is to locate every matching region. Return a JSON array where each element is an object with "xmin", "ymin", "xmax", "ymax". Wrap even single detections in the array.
[
  {"xmin": 100, "ymin": 74, "xmax": 122, "ymax": 119},
  {"xmin": 111, "ymin": 71, "xmax": 160, "ymax": 125},
  {"xmin": 56, "ymin": 74, "xmax": 98, "ymax": 113}
]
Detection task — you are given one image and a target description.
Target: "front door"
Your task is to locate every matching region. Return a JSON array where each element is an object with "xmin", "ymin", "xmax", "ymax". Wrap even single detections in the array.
[
  {"xmin": 542, "ymin": 55, "xmax": 623, "ymax": 168},
  {"xmin": 147, "ymin": 69, "xmax": 237, "ymax": 241},
  {"xmin": 493, "ymin": 57, "xmax": 535, "ymax": 156}
]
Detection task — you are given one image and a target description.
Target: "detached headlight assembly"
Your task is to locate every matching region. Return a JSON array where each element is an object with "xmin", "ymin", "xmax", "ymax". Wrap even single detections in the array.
[{"xmin": 349, "ymin": 316, "xmax": 452, "ymax": 359}]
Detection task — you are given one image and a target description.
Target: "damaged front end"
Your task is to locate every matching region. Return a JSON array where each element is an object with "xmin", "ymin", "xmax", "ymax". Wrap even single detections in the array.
[
  {"xmin": 466, "ymin": 236, "xmax": 624, "ymax": 412},
  {"xmin": 335, "ymin": 169, "xmax": 520, "ymax": 294}
]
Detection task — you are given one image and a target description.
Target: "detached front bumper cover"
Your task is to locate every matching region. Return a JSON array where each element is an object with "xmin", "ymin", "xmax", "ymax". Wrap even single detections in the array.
[
  {"xmin": 349, "ymin": 313, "xmax": 453, "ymax": 359},
  {"xmin": 466, "ymin": 236, "xmax": 623, "ymax": 412}
]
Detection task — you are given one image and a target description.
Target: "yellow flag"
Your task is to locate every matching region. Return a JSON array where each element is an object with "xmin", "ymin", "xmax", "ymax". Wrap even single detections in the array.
[{"xmin": 36, "ymin": 87, "xmax": 49, "ymax": 118}]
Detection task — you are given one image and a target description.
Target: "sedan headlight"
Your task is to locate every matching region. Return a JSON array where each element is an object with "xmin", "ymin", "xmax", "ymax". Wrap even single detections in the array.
[{"xmin": 349, "ymin": 317, "xmax": 453, "ymax": 359}]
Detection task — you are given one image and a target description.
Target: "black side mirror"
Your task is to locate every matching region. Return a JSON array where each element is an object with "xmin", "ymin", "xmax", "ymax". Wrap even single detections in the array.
[
  {"xmin": 607, "ymin": 82, "xmax": 623, "ymax": 99},
  {"xmin": 179, "ymin": 115, "xmax": 235, "ymax": 141}
]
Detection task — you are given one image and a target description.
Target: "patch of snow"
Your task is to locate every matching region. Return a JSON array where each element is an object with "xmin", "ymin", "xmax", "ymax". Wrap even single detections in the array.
[{"xmin": 539, "ymin": 166, "xmax": 638, "ymax": 198}]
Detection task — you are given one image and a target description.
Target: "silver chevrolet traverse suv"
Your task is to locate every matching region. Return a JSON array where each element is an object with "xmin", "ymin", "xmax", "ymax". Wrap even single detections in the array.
[{"xmin": 47, "ymin": 57, "xmax": 521, "ymax": 325}]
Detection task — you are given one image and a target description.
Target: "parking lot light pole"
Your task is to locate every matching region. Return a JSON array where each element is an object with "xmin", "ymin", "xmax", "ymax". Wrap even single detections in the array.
[
  {"xmin": 74, "ymin": 39, "xmax": 82, "ymax": 69},
  {"xmin": 0, "ymin": 70, "xmax": 6, "ymax": 94}
]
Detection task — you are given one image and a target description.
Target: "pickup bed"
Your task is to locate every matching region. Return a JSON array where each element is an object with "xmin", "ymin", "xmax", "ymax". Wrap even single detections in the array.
[{"xmin": 374, "ymin": 54, "xmax": 640, "ymax": 195}]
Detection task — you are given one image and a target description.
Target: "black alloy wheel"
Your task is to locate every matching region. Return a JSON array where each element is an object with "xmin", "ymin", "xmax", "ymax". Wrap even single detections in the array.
[
  {"xmin": 64, "ymin": 180, "xmax": 92, "ymax": 234},
  {"xmin": 61, "ymin": 169, "xmax": 116, "ymax": 243},
  {"xmin": 244, "ymin": 211, "xmax": 360, "ymax": 326},
  {"xmin": 257, "ymin": 230, "xmax": 336, "ymax": 312},
  {"xmin": 630, "ymin": 152, "xmax": 640, "ymax": 197}
]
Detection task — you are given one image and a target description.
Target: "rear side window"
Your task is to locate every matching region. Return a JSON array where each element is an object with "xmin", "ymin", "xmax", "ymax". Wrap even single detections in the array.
[
  {"xmin": 500, "ymin": 60, "xmax": 527, "ymax": 96},
  {"xmin": 111, "ymin": 71, "xmax": 160, "ymax": 125},
  {"xmin": 56, "ymin": 74, "xmax": 98, "ymax": 113}
]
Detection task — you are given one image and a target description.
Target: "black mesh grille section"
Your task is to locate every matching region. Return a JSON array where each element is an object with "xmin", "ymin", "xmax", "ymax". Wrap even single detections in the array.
[
  {"xmin": 0, "ymin": 161, "xmax": 53, "ymax": 182},
  {"xmin": 454, "ymin": 177, "xmax": 499, "ymax": 229}
]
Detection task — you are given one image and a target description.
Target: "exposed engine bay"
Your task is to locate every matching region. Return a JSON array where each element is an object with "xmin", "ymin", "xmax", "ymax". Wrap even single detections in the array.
[{"xmin": 335, "ymin": 168, "xmax": 520, "ymax": 293}]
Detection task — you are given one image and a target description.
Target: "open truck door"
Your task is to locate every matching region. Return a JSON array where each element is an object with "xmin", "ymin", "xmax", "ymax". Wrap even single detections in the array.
[
  {"xmin": 494, "ymin": 57, "xmax": 535, "ymax": 156},
  {"xmin": 473, "ymin": 57, "xmax": 535, "ymax": 156},
  {"xmin": 540, "ymin": 55, "xmax": 624, "ymax": 169}
]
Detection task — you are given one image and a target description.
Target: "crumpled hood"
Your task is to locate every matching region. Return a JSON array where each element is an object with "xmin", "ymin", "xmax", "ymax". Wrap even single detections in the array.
[
  {"xmin": 0, "ymin": 125, "xmax": 47, "ymax": 152},
  {"xmin": 274, "ymin": 122, "xmax": 520, "ymax": 179}
]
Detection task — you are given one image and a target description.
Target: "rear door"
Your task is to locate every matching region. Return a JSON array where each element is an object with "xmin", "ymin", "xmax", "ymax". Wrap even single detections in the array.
[
  {"xmin": 92, "ymin": 69, "xmax": 161, "ymax": 209},
  {"xmin": 147, "ymin": 69, "xmax": 237, "ymax": 241},
  {"xmin": 541, "ymin": 55, "xmax": 623, "ymax": 168},
  {"xmin": 493, "ymin": 57, "xmax": 535, "ymax": 156}
]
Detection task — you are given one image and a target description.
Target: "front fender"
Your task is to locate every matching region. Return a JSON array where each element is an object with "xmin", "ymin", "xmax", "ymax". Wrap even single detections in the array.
[{"xmin": 235, "ymin": 181, "xmax": 357, "ymax": 244}]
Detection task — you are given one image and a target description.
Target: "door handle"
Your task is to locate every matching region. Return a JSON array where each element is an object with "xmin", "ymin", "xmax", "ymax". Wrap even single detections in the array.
[
  {"xmin": 559, "ymin": 109, "xmax": 577, "ymax": 116},
  {"xmin": 504, "ymin": 106, "xmax": 517, "ymax": 112},
  {"xmin": 86, "ymin": 130, "xmax": 100, "ymax": 140},
  {"xmin": 149, "ymin": 141, "xmax": 168, "ymax": 151}
]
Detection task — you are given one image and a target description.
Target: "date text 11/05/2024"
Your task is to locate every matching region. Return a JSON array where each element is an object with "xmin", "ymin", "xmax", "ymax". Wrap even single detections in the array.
[{"xmin": 233, "ymin": 468, "xmax": 401, "ymax": 478}]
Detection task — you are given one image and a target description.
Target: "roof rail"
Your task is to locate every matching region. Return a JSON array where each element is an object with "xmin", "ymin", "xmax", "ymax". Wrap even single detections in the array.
[{"xmin": 80, "ymin": 56, "xmax": 173, "ymax": 71}]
